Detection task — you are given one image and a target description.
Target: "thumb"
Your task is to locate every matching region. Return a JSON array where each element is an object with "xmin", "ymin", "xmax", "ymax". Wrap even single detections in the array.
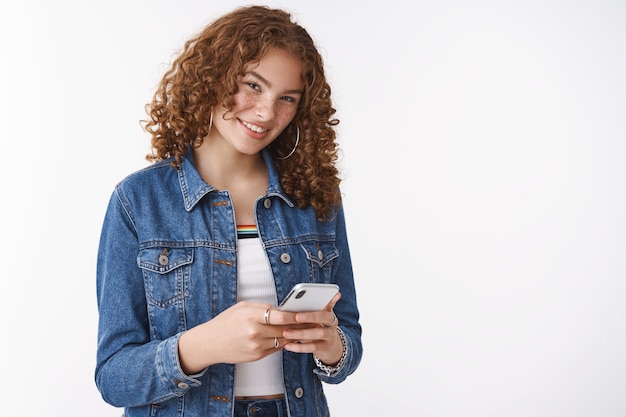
[{"xmin": 325, "ymin": 292, "xmax": 342, "ymax": 311}]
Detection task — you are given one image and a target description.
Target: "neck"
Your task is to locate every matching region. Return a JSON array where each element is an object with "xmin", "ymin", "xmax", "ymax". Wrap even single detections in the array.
[{"xmin": 192, "ymin": 140, "xmax": 266, "ymax": 189}]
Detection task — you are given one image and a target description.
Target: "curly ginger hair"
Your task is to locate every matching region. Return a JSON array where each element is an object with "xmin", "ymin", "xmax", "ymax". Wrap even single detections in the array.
[{"xmin": 143, "ymin": 5, "xmax": 342, "ymax": 220}]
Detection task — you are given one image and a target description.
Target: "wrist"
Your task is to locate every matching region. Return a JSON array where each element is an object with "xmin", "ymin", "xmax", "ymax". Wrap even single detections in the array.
[{"xmin": 314, "ymin": 327, "xmax": 348, "ymax": 376}]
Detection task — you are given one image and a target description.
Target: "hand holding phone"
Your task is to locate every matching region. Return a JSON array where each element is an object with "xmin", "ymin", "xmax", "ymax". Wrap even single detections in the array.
[{"xmin": 278, "ymin": 283, "xmax": 339, "ymax": 312}]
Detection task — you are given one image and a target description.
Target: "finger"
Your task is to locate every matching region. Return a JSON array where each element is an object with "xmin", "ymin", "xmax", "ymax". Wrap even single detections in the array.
[
  {"xmin": 263, "ymin": 307, "xmax": 272, "ymax": 325},
  {"xmin": 283, "ymin": 327, "xmax": 328, "ymax": 341},
  {"xmin": 268, "ymin": 336, "xmax": 292, "ymax": 350},
  {"xmin": 282, "ymin": 340, "xmax": 320, "ymax": 353},
  {"xmin": 294, "ymin": 309, "xmax": 337, "ymax": 326},
  {"xmin": 324, "ymin": 292, "xmax": 342, "ymax": 311},
  {"xmin": 262, "ymin": 309, "xmax": 299, "ymax": 325},
  {"xmin": 322, "ymin": 311, "xmax": 337, "ymax": 328},
  {"xmin": 261, "ymin": 304, "xmax": 300, "ymax": 326}
]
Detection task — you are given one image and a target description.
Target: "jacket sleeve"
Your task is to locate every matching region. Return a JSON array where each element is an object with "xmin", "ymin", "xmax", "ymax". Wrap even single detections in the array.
[
  {"xmin": 94, "ymin": 186, "xmax": 203, "ymax": 407},
  {"xmin": 314, "ymin": 203, "xmax": 363, "ymax": 383}
]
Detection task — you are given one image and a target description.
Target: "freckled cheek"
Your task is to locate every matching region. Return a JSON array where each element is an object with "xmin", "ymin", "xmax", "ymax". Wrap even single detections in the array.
[
  {"xmin": 233, "ymin": 91, "xmax": 256, "ymax": 110},
  {"xmin": 275, "ymin": 101, "xmax": 299, "ymax": 125},
  {"xmin": 276, "ymin": 108, "xmax": 297, "ymax": 127}
]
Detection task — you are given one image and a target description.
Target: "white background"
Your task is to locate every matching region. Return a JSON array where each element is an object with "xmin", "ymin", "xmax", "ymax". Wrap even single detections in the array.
[{"xmin": 1, "ymin": 1, "xmax": 625, "ymax": 416}]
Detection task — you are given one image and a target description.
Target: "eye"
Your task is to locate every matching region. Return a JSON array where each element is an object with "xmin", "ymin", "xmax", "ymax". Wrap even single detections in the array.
[
  {"xmin": 246, "ymin": 82, "xmax": 260, "ymax": 91},
  {"xmin": 281, "ymin": 95, "xmax": 297, "ymax": 103}
]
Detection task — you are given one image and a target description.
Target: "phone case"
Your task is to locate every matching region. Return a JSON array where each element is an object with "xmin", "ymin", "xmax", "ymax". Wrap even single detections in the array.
[{"xmin": 278, "ymin": 283, "xmax": 339, "ymax": 312}]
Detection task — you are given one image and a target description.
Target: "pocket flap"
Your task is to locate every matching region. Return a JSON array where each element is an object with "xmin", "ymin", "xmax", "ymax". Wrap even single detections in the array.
[
  {"xmin": 300, "ymin": 241, "xmax": 339, "ymax": 267},
  {"xmin": 137, "ymin": 247, "xmax": 194, "ymax": 274}
]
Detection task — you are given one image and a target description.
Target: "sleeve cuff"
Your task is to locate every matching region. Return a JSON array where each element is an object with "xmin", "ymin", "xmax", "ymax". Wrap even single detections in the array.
[{"xmin": 156, "ymin": 333, "xmax": 205, "ymax": 395}]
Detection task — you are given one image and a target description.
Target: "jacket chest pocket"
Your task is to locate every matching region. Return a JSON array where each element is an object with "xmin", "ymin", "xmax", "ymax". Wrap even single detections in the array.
[
  {"xmin": 299, "ymin": 241, "xmax": 339, "ymax": 283},
  {"xmin": 137, "ymin": 247, "xmax": 193, "ymax": 308}
]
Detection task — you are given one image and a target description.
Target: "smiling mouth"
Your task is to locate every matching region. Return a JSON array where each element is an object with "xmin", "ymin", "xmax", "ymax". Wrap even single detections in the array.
[{"xmin": 242, "ymin": 120, "xmax": 268, "ymax": 133}]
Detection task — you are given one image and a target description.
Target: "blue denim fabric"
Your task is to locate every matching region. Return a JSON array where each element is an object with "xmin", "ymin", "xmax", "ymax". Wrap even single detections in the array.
[
  {"xmin": 234, "ymin": 398, "xmax": 287, "ymax": 417},
  {"xmin": 95, "ymin": 149, "xmax": 362, "ymax": 417}
]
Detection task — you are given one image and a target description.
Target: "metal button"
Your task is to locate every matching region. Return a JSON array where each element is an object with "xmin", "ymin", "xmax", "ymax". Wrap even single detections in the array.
[
  {"xmin": 250, "ymin": 405, "xmax": 259, "ymax": 414},
  {"xmin": 294, "ymin": 387, "xmax": 304, "ymax": 398},
  {"xmin": 177, "ymin": 382, "xmax": 189, "ymax": 389},
  {"xmin": 158, "ymin": 254, "xmax": 169, "ymax": 265},
  {"xmin": 263, "ymin": 198, "xmax": 272, "ymax": 208},
  {"xmin": 317, "ymin": 250, "xmax": 323, "ymax": 260},
  {"xmin": 280, "ymin": 253, "xmax": 291, "ymax": 263}
]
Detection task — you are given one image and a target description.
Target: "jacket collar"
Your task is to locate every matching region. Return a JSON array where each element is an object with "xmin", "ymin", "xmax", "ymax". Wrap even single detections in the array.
[{"xmin": 178, "ymin": 148, "xmax": 294, "ymax": 211}]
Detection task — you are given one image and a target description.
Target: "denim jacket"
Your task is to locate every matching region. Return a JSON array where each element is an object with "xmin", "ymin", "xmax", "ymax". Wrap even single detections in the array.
[{"xmin": 95, "ymin": 149, "xmax": 362, "ymax": 417}]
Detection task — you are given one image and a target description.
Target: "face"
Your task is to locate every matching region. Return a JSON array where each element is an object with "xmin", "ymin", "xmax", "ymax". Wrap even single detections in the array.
[{"xmin": 210, "ymin": 48, "xmax": 304, "ymax": 156}]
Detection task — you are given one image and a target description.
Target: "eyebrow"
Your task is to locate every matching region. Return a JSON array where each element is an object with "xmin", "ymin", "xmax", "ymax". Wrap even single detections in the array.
[{"xmin": 246, "ymin": 70, "xmax": 303, "ymax": 95}]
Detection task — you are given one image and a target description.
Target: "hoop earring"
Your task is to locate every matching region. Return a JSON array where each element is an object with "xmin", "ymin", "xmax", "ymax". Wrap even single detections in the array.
[
  {"xmin": 275, "ymin": 127, "xmax": 299, "ymax": 160},
  {"xmin": 208, "ymin": 111, "xmax": 213, "ymax": 135}
]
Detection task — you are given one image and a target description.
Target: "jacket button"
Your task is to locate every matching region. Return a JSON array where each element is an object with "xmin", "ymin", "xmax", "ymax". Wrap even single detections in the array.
[
  {"xmin": 263, "ymin": 199, "xmax": 272, "ymax": 208},
  {"xmin": 177, "ymin": 382, "xmax": 189, "ymax": 389},
  {"xmin": 280, "ymin": 253, "xmax": 291, "ymax": 263},
  {"xmin": 294, "ymin": 387, "xmax": 304, "ymax": 398},
  {"xmin": 317, "ymin": 250, "xmax": 323, "ymax": 260},
  {"xmin": 158, "ymin": 254, "xmax": 169, "ymax": 265}
]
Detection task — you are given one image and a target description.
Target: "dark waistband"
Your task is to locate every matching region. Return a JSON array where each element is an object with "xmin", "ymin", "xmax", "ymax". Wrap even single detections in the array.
[{"xmin": 234, "ymin": 397, "xmax": 286, "ymax": 417}]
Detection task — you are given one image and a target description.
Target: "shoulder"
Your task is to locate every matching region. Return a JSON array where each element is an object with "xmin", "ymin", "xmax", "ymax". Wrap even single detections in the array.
[
  {"xmin": 116, "ymin": 159, "xmax": 177, "ymax": 189},
  {"xmin": 112, "ymin": 159, "xmax": 180, "ymax": 204}
]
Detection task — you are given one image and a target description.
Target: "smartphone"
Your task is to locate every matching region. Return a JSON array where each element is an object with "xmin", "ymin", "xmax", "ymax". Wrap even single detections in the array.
[{"xmin": 278, "ymin": 283, "xmax": 339, "ymax": 312}]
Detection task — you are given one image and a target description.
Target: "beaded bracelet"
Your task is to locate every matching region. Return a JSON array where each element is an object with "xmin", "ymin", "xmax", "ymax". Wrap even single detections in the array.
[{"xmin": 314, "ymin": 327, "xmax": 348, "ymax": 376}]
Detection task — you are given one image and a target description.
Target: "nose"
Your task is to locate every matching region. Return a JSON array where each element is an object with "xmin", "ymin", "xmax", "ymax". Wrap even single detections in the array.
[{"xmin": 255, "ymin": 95, "xmax": 276, "ymax": 121}]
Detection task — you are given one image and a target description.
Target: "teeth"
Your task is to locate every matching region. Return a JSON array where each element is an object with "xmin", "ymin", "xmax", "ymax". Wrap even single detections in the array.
[{"xmin": 243, "ymin": 121, "xmax": 267, "ymax": 133}]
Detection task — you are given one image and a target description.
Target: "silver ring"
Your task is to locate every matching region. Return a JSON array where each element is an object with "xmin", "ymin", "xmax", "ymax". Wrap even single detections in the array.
[
  {"xmin": 322, "ymin": 312, "xmax": 337, "ymax": 328},
  {"xmin": 274, "ymin": 337, "xmax": 279, "ymax": 349},
  {"xmin": 264, "ymin": 308, "xmax": 271, "ymax": 325}
]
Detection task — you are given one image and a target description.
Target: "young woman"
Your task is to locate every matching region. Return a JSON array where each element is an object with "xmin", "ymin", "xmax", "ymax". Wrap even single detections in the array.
[{"xmin": 95, "ymin": 5, "xmax": 362, "ymax": 417}]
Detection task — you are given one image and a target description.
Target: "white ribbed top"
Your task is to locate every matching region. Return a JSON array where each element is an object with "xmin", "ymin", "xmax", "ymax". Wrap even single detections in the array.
[{"xmin": 234, "ymin": 237, "xmax": 284, "ymax": 396}]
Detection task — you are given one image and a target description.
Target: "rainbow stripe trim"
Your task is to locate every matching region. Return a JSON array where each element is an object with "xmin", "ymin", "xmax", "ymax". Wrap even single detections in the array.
[{"xmin": 237, "ymin": 224, "xmax": 258, "ymax": 239}]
